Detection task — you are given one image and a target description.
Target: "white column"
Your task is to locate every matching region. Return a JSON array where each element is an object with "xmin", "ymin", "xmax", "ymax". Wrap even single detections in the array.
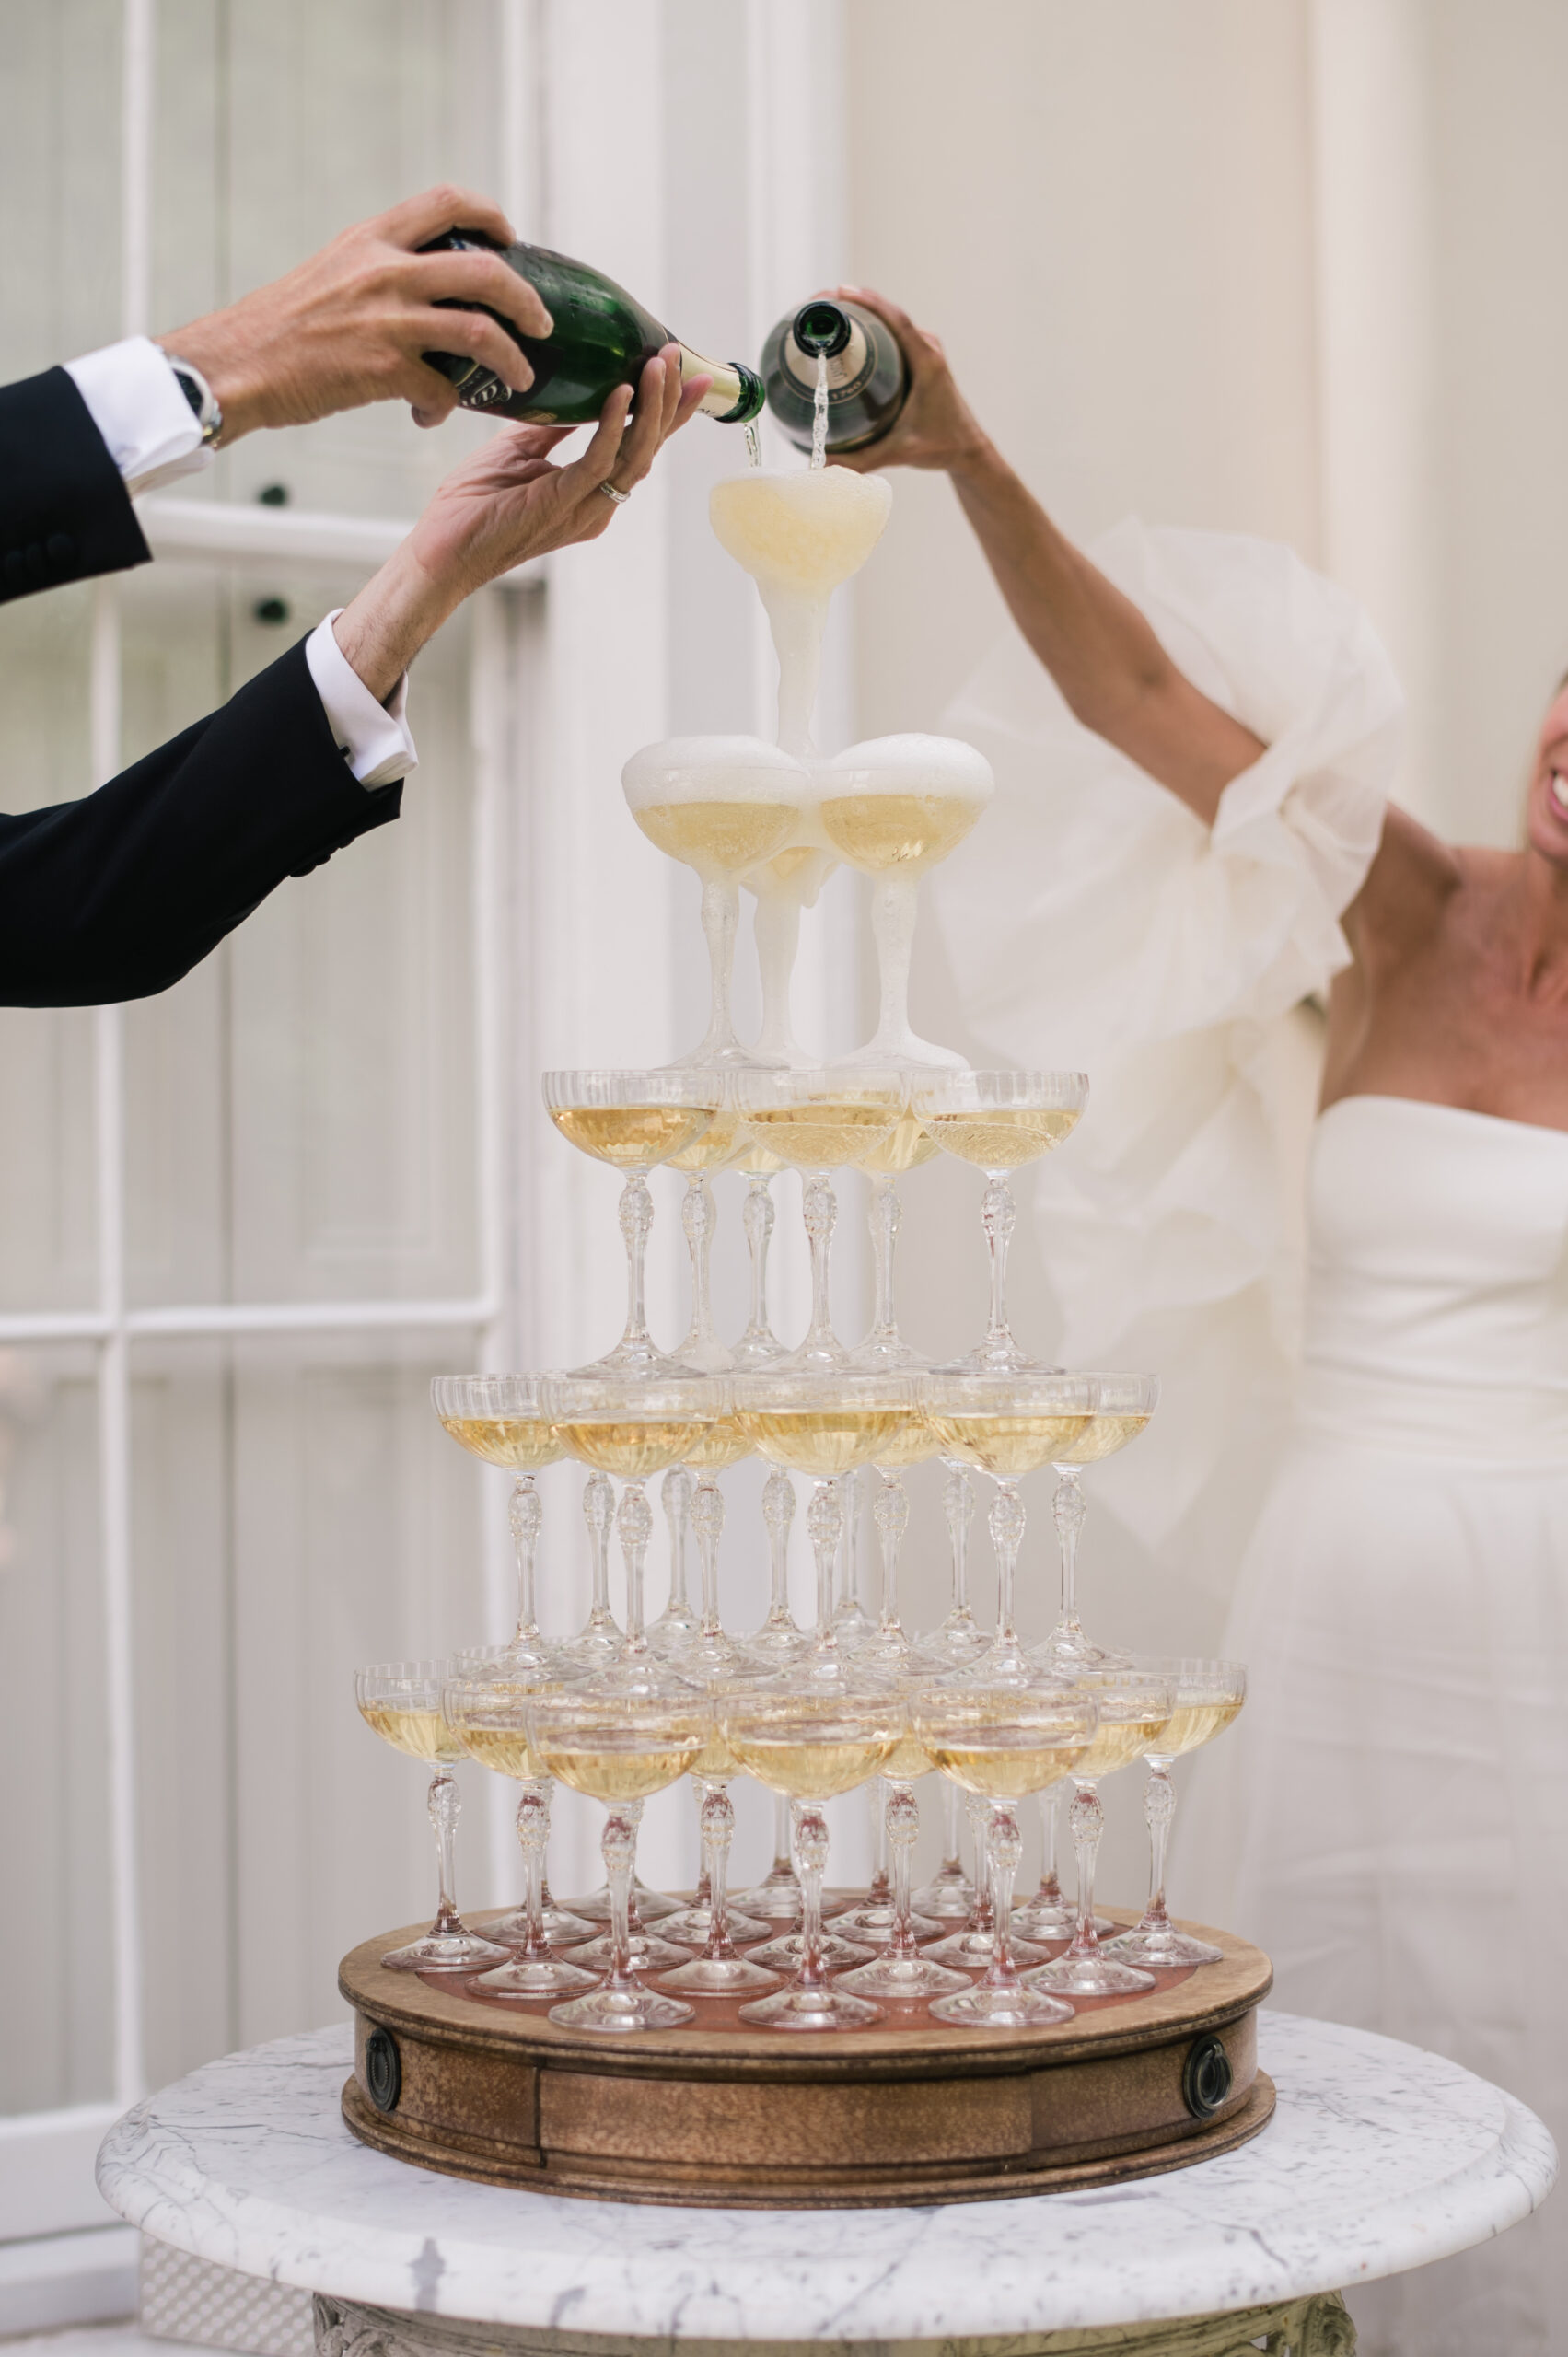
[{"xmin": 1308, "ymin": 0, "xmax": 1439, "ymax": 824}]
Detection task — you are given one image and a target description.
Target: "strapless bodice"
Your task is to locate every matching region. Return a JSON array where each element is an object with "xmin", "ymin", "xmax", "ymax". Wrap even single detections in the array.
[{"xmin": 1300, "ymin": 1094, "xmax": 1568, "ymax": 1457}]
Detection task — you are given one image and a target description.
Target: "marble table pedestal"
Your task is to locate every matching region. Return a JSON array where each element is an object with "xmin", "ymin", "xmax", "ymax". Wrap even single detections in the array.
[{"xmin": 97, "ymin": 2013, "xmax": 1556, "ymax": 2357}]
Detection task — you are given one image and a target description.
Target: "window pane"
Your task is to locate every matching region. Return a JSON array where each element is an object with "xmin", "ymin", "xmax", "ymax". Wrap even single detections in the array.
[{"xmin": 0, "ymin": 1347, "xmax": 110, "ymax": 2115}]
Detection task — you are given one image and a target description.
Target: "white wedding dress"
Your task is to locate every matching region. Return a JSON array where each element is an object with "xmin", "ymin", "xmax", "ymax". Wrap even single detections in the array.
[{"xmin": 934, "ymin": 523, "xmax": 1567, "ymax": 2355}]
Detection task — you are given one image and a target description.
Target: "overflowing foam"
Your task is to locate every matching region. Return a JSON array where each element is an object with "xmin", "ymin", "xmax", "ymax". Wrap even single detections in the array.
[
  {"xmin": 621, "ymin": 736, "xmax": 810, "ymax": 810},
  {"xmin": 709, "ymin": 469, "xmax": 893, "ymax": 756},
  {"xmin": 823, "ymin": 734, "xmax": 995, "ymax": 804}
]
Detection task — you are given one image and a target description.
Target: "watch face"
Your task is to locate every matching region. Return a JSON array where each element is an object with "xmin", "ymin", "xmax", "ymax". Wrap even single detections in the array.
[{"xmin": 172, "ymin": 366, "xmax": 205, "ymax": 420}]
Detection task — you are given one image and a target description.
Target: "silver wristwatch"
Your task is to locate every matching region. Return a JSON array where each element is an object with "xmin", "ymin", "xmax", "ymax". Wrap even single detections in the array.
[{"xmin": 164, "ymin": 354, "xmax": 224, "ymax": 447}]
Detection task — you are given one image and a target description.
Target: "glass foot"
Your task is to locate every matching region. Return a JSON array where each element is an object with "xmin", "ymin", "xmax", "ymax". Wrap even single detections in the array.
[
  {"xmin": 936, "ymin": 1337, "xmax": 1051, "ymax": 1377},
  {"xmin": 646, "ymin": 1600, "xmax": 702, "ymax": 1656},
  {"xmin": 739, "ymin": 1983, "xmax": 885, "ymax": 2031},
  {"xmin": 1032, "ymin": 1627, "xmax": 1132, "ymax": 1674},
  {"xmin": 568, "ymin": 1341, "xmax": 693, "ymax": 1381},
  {"xmin": 471, "ymin": 1953, "xmax": 599, "ymax": 1998},
  {"xmin": 773, "ymin": 1333, "xmax": 854, "ymax": 1375},
  {"xmin": 930, "ymin": 1980, "xmax": 1075, "ymax": 2028},
  {"xmin": 1103, "ymin": 1925, "xmax": 1223, "ymax": 1968},
  {"xmin": 836, "ymin": 1949, "xmax": 970, "ymax": 2000},
  {"xmin": 911, "ymin": 1871, "xmax": 975, "ymax": 1922},
  {"xmin": 656, "ymin": 1953, "xmax": 782, "ymax": 1995},
  {"xmin": 563, "ymin": 1925, "xmax": 694, "ymax": 1970},
  {"xmin": 735, "ymin": 1873, "xmax": 802, "ymax": 1922},
  {"xmin": 476, "ymin": 1901, "xmax": 597, "ymax": 1947},
  {"xmin": 1024, "ymin": 1951, "xmax": 1156, "ymax": 1997},
  {"xmin": 730, "ymin": 1330, "xmax": 789, "ymax": 1370},
  {"xmin": 838, "ymin": 1033, "xmax": 966, "ymax": 1074},
  {"xmin": 923, "ymin": 1925, "xmax": 1050, "ymax": 1968},
  {"xmin": 548, "ymin": 1981, "xmax": 693, "ymax": 2033},
  {"xmin": 750, "ymin": 1926, "xmax": 876, "ymax": 1970},
  {"xmin": 1011, "ymin": 1899, "xmax": 1110, "ymax": 1942},
  {"xmin": 657, "ymin": 1900, "xmax": 771, "ymax": 1946},
  {"xmin": 741, "ymin": 1622, "xmax": 809, "ymax": 1670},
  {"xmin": 564, "ymin": 1877, "xmax": 680, "ymax": 1924},
  {"xmin": 824, "ymin": 1898, "xmax": 943, "ymax": 1945},
  {"xmin": 846, "ymin": 1330, "xmax": 929, "ymax": 1372},
  {"xmin": 382, "ymin": 1926, "xmax": 510, "ymax": 1972}
]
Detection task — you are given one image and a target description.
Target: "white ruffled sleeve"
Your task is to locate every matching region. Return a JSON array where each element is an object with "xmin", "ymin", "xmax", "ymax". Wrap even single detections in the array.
[{"xmin": 931, "ymin": 520, "xmax": 1403, "ymax": 1560}]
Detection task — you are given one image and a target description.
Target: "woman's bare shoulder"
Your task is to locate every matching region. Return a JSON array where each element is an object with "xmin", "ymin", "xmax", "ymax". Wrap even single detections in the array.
[{"xmin": 1343, "ymin": 802, "xmax": 1465, "ymax": 961}]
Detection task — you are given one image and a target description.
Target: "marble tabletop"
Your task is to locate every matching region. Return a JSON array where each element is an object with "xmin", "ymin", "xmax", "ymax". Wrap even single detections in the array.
[{"xmin": 96, "ymin": 2011, "xmax": 1555, "ymax": 2342}]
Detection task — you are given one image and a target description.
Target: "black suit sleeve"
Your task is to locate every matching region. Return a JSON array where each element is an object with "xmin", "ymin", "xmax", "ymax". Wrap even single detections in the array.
[
  {"xmin": 0, "ymin": 366, "xmax": 151, "ymax": 603},
  {"xmin": 0, "ymin": 638, "xmax": 402, "ymax": 1006}
]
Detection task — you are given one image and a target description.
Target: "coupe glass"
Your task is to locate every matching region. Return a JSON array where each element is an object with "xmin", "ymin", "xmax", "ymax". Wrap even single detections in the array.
[
  {"xmin": 622, "ymin": 736, "xmax": 807, "ymax": 1069},
  {"xmin": 912, "ymin": 1664, "xmax": 1099, "ymax": 2026},
  {"xmin": 647, "ymin": 1465, "xmax": 700, "ymax": 1655},
  {"xmin": 1040, "ymin": 1371, "xmax": 1159, "ymax": 1669},
  {"xmin": 1025, "ymin": 1665, "xmax": 1176, "ymax": 2001},
  {"xmin": 440, "ymin": 1666, "xmax": 598, "ymax": 1998},
  {"xmin": 655, "ymin": 1716, "xmax": 777, "ymax": 1993},
  {"xmin": 731, "ymin": 1139, "xmax": 787, "ymax": 1368},
  {"xmin": 354, "ymin": 1664, "xmax": 508, "ymax": 1971},
  {"xmin": 850, "ymin": 1112, "xmax": 941, "ymax": 1369},
  {"xmin": 432, "ymin": 1374, "xmax": 563, "ymax": 1660},
  {"xmin": 542, "ymin": 1069, "xmax": 720, "ymax": 1377},
  {"xmin": 818, "ymin": 734, "xmax": 993, "ymax": 1070},
  {"xmin": 742, "ymin": 1465, "xmax": 807, "ymax": 1669},
  {"xmin": 447, "ymin": 1639, "xmax": 594, "ymax": 1952},
  {"xmin": 909, "ymin": 1465, "xmax": 991, "ymax": 1922},
  {"xmin": 744, "ymin": 845, "xmax": 839, "ymax": 1070},
  {"xmin": 835, "ymin": 1713, "xmax": 966, "ymax": 2000},
  {"xmin": 668, "ymin": 1105, "xmax": 751, "ymax": 1374},
  {"xmin": 563, "ymin": 1471, "xmax": 623, "ymax": 1674},
  {"xmin": 732, "ymin": 1068, "xmax": 906, "ymax": 1370},
  {"xmin": 921, "ymin": 1371, "xmax": 1095, "ymax": 1672},
  {"xmin": 912, "ymin": 1071, "xmax": 1088, "ymax": 1374},
  {"xmin": 1105, "ymin": 1657, "xmax": 1248, "ymax": 1969}
]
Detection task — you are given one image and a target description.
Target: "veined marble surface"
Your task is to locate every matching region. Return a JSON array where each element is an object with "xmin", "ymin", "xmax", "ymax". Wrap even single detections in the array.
[{"xmin": 96, "ymin": 2012, "xmax": 1554, "ymax": 2341}]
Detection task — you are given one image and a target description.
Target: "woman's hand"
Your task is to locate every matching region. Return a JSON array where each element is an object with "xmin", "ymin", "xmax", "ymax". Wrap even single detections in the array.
[
  {"xmin": 823, "ymin": 285, "xmax": 992, "ymax": 477},
  {"xmin": 333, "ymin": 346, "xmax": 707, "ymax": 701}
]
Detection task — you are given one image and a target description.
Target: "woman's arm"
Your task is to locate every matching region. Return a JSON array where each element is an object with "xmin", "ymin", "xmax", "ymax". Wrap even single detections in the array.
[{"xmin": 830, "ymin": 286, "xmax": 1264, "ymax": 824}]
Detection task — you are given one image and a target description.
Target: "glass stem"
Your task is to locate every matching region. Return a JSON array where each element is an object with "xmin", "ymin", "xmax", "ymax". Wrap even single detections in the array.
[
  {"xmin": 807, "ymin": 1478, "xmax": 842, "ymax": 1647},
  {"xmin": 619, "ymin": 1172, "xmax": 656, "ymax": 1353},
  {"xmin": 517, "ymin": 1782, "xmax": 551, "ymax": 1959},
  {"xmin": 981, "ymin": 1803, "xmax": 1022, "ymax": 1989},
  {"xmin": 886, "ymin": 1782, "xmax": 919, "ymax": 1958},
  {"xmin": 944, "ymin": 1460, "xmax": 974, "ymax": 1620},
  {"xmin": 428, "ymin": 1768, "xmax": 461, "ymax": 1936},
  {"xmin": 966, "ymin": 1795, "xmax": 994, "ymax": 1933},
  {"xmin": 661, "ymin": 1465, "xmax": 692, "ymax": 1612},
  {"xmin": 698, "ymin": 872, "xmax": 738, "ymax": 1055},
  {"xmin": 867, "ymin": 1775, "xmax": 890, "ymax": 1903},
  {"xmin": 795, "ymin": 1805, "xmax": 830, "ymax": 1990},
  {"xmin": 867, "ymin": 1175, "xmax": 900, "ymax": 1342},
  {"xmin": 603, "ymin": 1810, "xmax": 638, "ymax": 1993},
  {"xmin": 700, "ymin": 1783, "xmax": 738, "ymax": 1960},
  {"xmin": 741, "ymin": 1175, "xmax": 776, "ymax": 1348},
  {"xmin": 837, "ymin": 1466, "xmax": 865, "ymax": 1622},
  {"xmin": 1139, "ymin": 1760, "xmax": 1177, "ymax": 1933},
  {"xmin": 867, "ymin": 871, "xmax": 918, "ymax": 1053},
  {"xmin": 509, "ymin": 1477, "xmax": 540, "ymax": 1644},
  {"xmin": 942, "ymin": 1779, "xmax": 964, "ymax": 1880},
  {"xmin": 584, "ymin": 1472, "xmax": 615, "ymax": 1631},
  {"xmin": 1064, "ymin": 1779, "xmax": 1106, "ymax": 1962},
  {"xmin": 989, "ymin": 1479, "xmax": 1025, "ymax": 1653},
  {"xmin": 1055, "ymin": 1467, "xmax": 1086, "ymax": 1637},
  {"xmin": 874, "ymin": 1470, "xmax": 908, "ymax": 1636},
  {"xmin": 772, "ymin": 1791, "xmax": 795, "ymax": 1881},
  {"xmin": 618, "ymin": 1481, "xmax": 652, "ymax": 1651},
  {"xmin": 981, "ymin": 1173, "xmax": 1016, "ymax": 1353},
  {"xmin": 802, "ymin": 1170, "xmax": 837, "ymax": 1351},
  {"xmin": 762, "ymin": 1467, "xmax": 795, "ymax": 1626},
  {"xmin": 1038, "ymin": 1785, "xmax": 1063, "ymax": 1906},
  {"xmin": 693, "ymin": 1476, "xmax": 724, "ymax": 1634},
  {"xmin": 680, "ymin": 1175, "xmax": 726, "ymax": 1363},
  {"xmin": 625, "ymin": 1795, "xmax": 647, "ymax": 1935},
  {"xmin": 753, "ymin": 877, "xmax": 804, "ymax": 1060}
]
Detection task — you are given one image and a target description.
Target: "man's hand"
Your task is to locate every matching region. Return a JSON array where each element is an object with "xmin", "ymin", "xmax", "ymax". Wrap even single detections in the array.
[
  {"xmin": 154, "ymin": 186, "xmax": 552, "ymax": 441},
  {"xmin": 823, "ymin": 285, "xmax": 993, "ymax": 479},
  {"xmin": 332, "ymin": 346, "xmax": 707, "ymax": 702}
]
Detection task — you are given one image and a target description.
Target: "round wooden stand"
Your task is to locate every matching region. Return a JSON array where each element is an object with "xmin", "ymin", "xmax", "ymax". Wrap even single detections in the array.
[{"xmin": 339, "ymin": 1910, "xmax": 1273, "ymax": 2208}]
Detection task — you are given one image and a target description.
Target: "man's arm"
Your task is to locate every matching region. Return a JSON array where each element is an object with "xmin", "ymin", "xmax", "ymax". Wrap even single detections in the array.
[{"xmin": 0, "ymin": 366, "xmax": 150, "ymax": 602}]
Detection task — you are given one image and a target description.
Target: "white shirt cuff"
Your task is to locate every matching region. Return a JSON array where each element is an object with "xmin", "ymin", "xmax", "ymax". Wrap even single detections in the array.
[
  {"xmin": 64, "ymin": 336, "xmax": 213, "ymax": 496},
  {"xmin": 305, "ymin": 611, "xmax": 418, "ymax": 790}
]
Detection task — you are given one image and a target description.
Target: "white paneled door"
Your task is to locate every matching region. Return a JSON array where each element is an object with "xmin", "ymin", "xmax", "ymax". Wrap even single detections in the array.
[{"xmin": 0, "ymin": 0, "xmax": 854, "ymax": 2324}]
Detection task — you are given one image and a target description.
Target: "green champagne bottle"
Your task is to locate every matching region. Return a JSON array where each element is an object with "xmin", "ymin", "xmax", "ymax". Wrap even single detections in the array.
[
  {"xmin": 761, "ymin": 298, "xmax": 909, "ymax": 454},
  {"xmin": 422, "ymin": 233, "xmax": 763, "ymax": 425}
]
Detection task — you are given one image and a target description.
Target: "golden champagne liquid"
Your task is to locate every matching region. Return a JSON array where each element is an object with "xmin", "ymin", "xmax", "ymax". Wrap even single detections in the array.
[
  {"xmin": 457, "ymin": 1722, "xmax": 544, "ymax": 1781},
  {"xmin": 710, "ymin": 468, "xmax": 890, "ymax": 599},
  {"xmin": 931, "ymin": 1737, "xmax": 1087, "ymax": 1801},
  {"xmin": 668, "ymin": 1110, "xmax": 748, "ymax": 1175},
  {"xmin": 873, "ymin": 1419, "xmax": 938, "ymax": 1471},
  {"xmin": 856, "ymin": 1109, "xmax": 941, "ymax": 1176},
  {"xmin": 536, "ymin": 1735, "xmax": 703, "ymax": 1803},
  {"xmin": 439, "ymin": 1415, "xmax": 563, "ymax": 1471},
  {"xmin": 927, "ymin": 1411, "xmax": 1092, "ymax": 1480},
  {"xmin": 555, "ymin": 1419, "xmax": 714, "ymax": 1479},
  {"xmin": 1156, "ymin": 1696, "xmax": 1244, "ymax": 1758},
  {"xmin": 819, "ymin": 792, "xmax": 983, "ymax": 874},
  {"xmin": 882, "ymin": 1732, "xmax": 935, "ymax": 1782},
  {"xmin": 738, "ymin": 1406, "xmax": 911, "ymax": 1477},
  {"xmin": 922, "ymin": 1106, "xmax": 1081, "ymax": 1170},
  {"xmin": 634, "ymin": 800, "xmax": 798, "ymax": 875},
  {"xmin": 742, "ymin": 1099, "xmax": 901, "ymax": 1170},
  {"xmin": 731, "ymin": 1137, "xmax": 783, "ymax": 1175},
  {"xmin": 1052, "ymin": 1413, "xmax": 1150, "ymax": 1468},
  {"xmin": 359, "ymin": 1701, "xmax": 464, "ymax": 1765},
  {"xmin": 688, "ymin": 1727, "xmax": 740, "ymax": 1781},
  {"xmin": 1073, "ymin": 1712, "xmax": 1170, "ymax": 1781},
  {"xmin": 682, "ymin": 1415, "xmax": 754, "ymax": 1472},
  {"xmin": 548, "ymin": 1103, "xmax": 713, "ymax": 1169},
  {"xmin": 766, "ymin": 844, "xmax": 817, "ymax": 887},
  {"xmin": 726, "ymin": 1732, "xmax": 892, "ymax": 1801}
]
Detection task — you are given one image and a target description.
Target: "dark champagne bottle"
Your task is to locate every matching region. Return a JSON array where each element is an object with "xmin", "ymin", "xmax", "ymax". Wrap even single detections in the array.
[
  {"xmin": 421, "ymin": 234, "xmax": 763, "ymax": 425},
  {"xmin": 761, "ymin": 298, "xmax": 909, "ymax": 454}
]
